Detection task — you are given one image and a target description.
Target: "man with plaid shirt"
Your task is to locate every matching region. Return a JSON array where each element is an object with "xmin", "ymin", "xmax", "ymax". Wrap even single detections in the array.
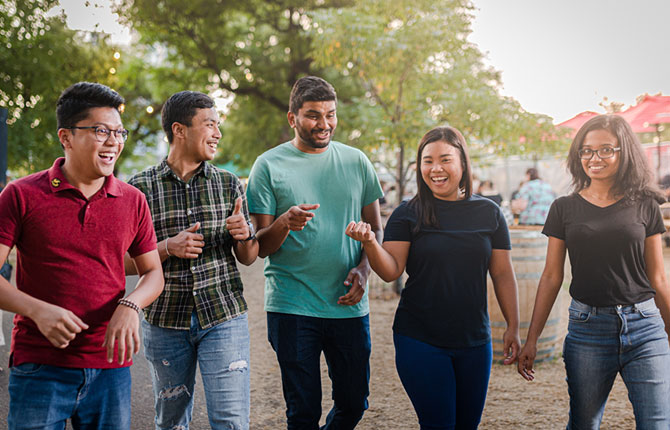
[{"xmin": 127, "ymin": 91, "xmax": 258, "ymax": 430}]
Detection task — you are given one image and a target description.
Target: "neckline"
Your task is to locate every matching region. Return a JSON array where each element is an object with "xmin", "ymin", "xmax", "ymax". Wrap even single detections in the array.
[{"xmin": 575, "ymin": 192, "xmax": 623, "ymax": 209}]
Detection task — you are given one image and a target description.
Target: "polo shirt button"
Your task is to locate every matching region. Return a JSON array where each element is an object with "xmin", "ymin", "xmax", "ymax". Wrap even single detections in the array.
[{"xmin": 187, "ymin": 209, "xmax": 192, "ymax": 215}]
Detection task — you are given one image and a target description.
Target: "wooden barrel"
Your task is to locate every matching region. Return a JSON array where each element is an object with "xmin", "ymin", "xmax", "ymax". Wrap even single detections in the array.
[{"xmin": 487, "ymin": 226, "xmax": 567, "ymax": 363}]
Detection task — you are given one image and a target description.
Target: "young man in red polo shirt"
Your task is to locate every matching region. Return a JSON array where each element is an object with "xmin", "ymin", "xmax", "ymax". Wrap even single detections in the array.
[{"xmin": 0, "ymin": 82, "xmax": 165, "ymax": 429}]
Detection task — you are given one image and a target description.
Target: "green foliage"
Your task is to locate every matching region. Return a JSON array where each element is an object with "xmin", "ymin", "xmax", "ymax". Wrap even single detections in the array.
[
  {"xmin": 0, "ymin": 0, "xmax": 168, "ymax": 174},
  {"xmin": 309, "ymin": 0, "xmax": 566, "ymax": 201},
  {"xmin": 115, "ymin": 0, "xmax": 360, "ymax": 169}
]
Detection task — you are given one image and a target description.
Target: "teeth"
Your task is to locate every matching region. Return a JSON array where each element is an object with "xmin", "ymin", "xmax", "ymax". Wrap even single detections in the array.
[{"xmin": 431, "ymin": 176, "xmax": 448, "ymax": 183}]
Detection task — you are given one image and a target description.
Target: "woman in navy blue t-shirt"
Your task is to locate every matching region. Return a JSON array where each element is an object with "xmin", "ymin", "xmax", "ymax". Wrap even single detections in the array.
[
  {"xmin": 346, "ymin": 126, "xmax": 520, "ymax": 429},
  {"xmin": 518, "ymin": 115, "xmax": 670, "ymax": 428}
]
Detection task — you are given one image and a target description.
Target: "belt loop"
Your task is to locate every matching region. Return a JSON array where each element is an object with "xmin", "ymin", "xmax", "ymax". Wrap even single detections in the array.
[{"xmin": 592, "ymin": 305, "xmax": 597, "ymax": 316}]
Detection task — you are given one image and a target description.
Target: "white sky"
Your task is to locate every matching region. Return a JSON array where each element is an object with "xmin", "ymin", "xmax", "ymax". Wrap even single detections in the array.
[
  {"xmin": 469, "ymin": 0, "xmax": 670, "ymax": 123},
  {"xmin": 57, "ymin": 0, "xmax": 670, "ymax": 124}
]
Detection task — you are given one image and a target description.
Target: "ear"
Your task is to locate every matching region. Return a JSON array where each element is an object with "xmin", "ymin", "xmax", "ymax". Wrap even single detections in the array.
[
  {"xmin": 287, "ymin": 111, "xmax": 296, "ymax": 128},
  {"xmin": 172, "ymin": 122, "xmax": 186, "ymax": 141},
  {"xmin": 57, "ymin": 128, "xmax": 73, "ymax": 149}
]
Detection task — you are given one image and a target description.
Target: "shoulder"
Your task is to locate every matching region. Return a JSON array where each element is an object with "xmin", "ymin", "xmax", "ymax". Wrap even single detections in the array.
[
  {"xmin": 128, "ymin": 163, "xmax": 162, "ymax": 187},
  {"xmin": 7, "ymin": 170, "xmax": 50, "ymax": 196},
  {"xmin": 468, "ymin": 194, "xmax": 501, "ymax": 210},
  {"xmin": 257, "ymin": 142, "xmax": 292, "ymax": 161},
  {"xmin": 207, "ymin": 163, "xmax": 241, "ymax": 184},
  {"xmin": 331, "ymin": 141, "xmax": 370, "ymax": 161}
]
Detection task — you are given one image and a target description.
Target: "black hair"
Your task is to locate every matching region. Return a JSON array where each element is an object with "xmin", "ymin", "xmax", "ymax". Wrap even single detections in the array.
[
  {"xmin": 409, "ymin": 126, "xmax": 473, "ymax": 231},
  {"xmin": 56, "ymin": 82, "xmax": 124, "ymax": 129},
  {"xmin": 161, "ymin": 91, "xmax": 215, "ymax": 143},
  {"xmin": 567, "ymin": 114, "xmax": 665, "ymax": 203},
  {"xmin": 289, "ymin": 76, "xmax": 337, "ymax": 114},
  {"xmin": 526, "ymin": 167, "xmax": 539, "ymax": 180}
]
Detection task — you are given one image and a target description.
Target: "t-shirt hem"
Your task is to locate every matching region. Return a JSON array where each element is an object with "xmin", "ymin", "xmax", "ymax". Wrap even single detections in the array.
[{"xmin": 264, "ymin": 305, "xmax": 369, "ymax": 319}]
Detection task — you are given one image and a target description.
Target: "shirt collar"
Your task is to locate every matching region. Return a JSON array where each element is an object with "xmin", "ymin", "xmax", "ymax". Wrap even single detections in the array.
[
  {"xmin": 158, "ymin": 157, "xmax": 213, "ymax": 181},
  {"xmin": 47, "ymin": 157, "xmax": 122, "ymax": 197}
]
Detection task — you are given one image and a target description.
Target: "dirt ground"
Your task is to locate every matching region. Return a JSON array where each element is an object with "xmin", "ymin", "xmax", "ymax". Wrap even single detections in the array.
[{"xmin": 243, "ymin": 260, "xmax": 636, "ymax": 430}]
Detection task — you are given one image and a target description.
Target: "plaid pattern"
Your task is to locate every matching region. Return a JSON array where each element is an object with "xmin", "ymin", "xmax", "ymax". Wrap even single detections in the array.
[{"xmin": 129, "ymin": 159, "xmax": 248, "ymax": 329}]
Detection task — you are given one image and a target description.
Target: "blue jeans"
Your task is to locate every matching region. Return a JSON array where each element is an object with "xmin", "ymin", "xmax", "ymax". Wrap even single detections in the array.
[
  {"xmin": 267, "ymin": 312, "xmax": 371, "ymax": 430},
  {"xmin": 564, "ymin": 298, "xmax": 670, "ymax": 430},
  {"xmin": 142, "ymin": 312, "xmax": 250, "ymax": 430},
  {"xmin": 8, "ymin": 363, "xmax": 131, "ymax": 430},
  {"xmin": 394, "ymin": 333, "xmax": 492, "ymax": 430}
]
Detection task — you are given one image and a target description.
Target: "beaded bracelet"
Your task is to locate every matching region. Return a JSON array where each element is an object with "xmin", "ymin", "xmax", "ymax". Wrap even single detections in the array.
[{"xmin": 118, "ymin": 298, "xmax": 141, "ymax": 314}]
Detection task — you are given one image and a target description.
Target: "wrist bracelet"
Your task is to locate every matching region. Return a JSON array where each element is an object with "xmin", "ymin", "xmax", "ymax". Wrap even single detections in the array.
[
  {"xmin": 118, "ymin": 298, "xmax": 141, "ymax": 314},
  {"xmin": 165, "ymin": 237, "xmax": 172, "ymax": 257}
]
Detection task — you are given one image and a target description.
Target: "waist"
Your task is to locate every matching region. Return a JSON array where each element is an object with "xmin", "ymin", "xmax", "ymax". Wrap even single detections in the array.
[{"xmin": 570, "ymin": 297, "xmax": 657, "ymax": 315}]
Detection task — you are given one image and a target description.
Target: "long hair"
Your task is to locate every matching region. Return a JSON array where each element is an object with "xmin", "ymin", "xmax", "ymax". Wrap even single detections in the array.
[
  {"xmin": 568, "ymin": 114, "xmax": 664, "ymax": 203},
  {"xmin": 409, "ymin": 126, "xmax": 473, "ymax": 232}
]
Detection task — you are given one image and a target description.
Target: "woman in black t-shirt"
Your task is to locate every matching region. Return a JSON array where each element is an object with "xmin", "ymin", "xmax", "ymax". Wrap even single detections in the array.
[
  {"xmin": 518, "ymin": 115, "xmax": 670, "ymax": 428},
  {"xmin": 346, "ymin": 126, "xmax": 520, "ymax": 429}
]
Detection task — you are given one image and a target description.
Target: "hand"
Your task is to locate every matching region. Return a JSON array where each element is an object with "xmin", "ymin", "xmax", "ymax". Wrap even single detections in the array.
[
  {"xmin": 517, "ymin": 342, "xmax": 537, "ymax": 381},
  {"xmin": 280, "ymin": 204, "xmax": 319, "ymax": 231},
  {"xmin": 226, "ymin": 197, "xmax": 251, "ymax": 240},
  {"xmin": 167, "ymin": 222, "xmax": 204, "ymax": 259},
  {"xmin": 338, "ymin": 265, "xmax": 370, "ymax": 306},
  {"xmin": 345, "ymin": 221, "xmax": 376, "ymax": 244},
  {"xmin": 102, "ymin": 305, "xmax": 140, "ymax": 365},
  {"xmin": 501, "ymin": 327, "xmax": 521, "ymax": 365},
  {"xmin": 31, "ymin": 303, "xmax": 89, "ymax": 349}
]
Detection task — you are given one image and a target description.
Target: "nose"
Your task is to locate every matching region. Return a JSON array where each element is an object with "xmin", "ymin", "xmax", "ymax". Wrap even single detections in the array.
[
  {"xmin": 316, "ymin": 116, "xmax": 328, "ymax": 130},
  {"xmin": 213, "ymin": 125, "xmax": 222, "ymax": 139}
]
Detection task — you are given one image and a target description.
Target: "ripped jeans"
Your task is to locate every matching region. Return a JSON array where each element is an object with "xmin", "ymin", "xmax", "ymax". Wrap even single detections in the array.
[{"xmin": 142, "ymin": 312, "xmax": 250, "ymax": 430}]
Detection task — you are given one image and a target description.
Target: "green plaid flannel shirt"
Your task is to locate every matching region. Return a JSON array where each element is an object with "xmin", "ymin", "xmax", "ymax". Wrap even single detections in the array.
[{"xmin": 129, "ymin": 159, "xmax": 248, "ymax": 329}]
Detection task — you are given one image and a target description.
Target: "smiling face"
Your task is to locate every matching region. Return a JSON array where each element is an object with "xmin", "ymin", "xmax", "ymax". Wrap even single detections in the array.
[
  {"xmin": 420, "ymin": 140, "xmax": 463, "ymax": 201},
  {"xmin": 60, "ymin": 106, "xmax": 124, "ymax": 180},
  {"xmin": 288, "ymin": 100, "xmax": 337, "ymax": 153},
  {"xmin": 183, "ymin": 107, "xmax": 221, "ymax": 162},
  {"xmin": 580, "ymin": 129, "xmax": 621, "ymax": 185}
]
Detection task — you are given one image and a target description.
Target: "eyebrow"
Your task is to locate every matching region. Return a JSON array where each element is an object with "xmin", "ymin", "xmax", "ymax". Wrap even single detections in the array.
[{"xmin": 305, "ymin": 109, "xmax": 336, "ymax": 114}]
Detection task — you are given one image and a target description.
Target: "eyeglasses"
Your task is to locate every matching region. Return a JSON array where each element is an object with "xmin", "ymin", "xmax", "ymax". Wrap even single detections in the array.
[
  {"xmin": 64, "ymin": 126, "xmax": 129, "ymax": 143},
  {"xmin": 578, "ymin": 147, "xmax": 621, "ymax": 160}
]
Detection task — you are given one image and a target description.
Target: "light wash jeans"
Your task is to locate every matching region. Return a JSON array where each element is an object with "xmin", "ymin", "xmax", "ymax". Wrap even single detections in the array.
[
  {"xmin": 142, "ymin": 311, "xmax": 250, "ymax": 430},
  {"xmin": 8, "ymin": 364, "xmax": 131, "ymax": 429},
  {"xmin": 563, "ymin": 298, "xmax": 670, "ymax": 430}
]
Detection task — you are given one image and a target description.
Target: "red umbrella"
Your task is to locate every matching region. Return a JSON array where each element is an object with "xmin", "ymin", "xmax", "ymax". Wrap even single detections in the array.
[
  {"xmin": 556, "ymin": 111, "xmax": 600, "ymax": 138},
  {"xmin": 617, "ymin": 95, "xmax": 670, "ymax": 133}
]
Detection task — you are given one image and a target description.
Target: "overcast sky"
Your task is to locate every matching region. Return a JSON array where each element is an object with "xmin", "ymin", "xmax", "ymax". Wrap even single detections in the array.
[{"xmin": 58, "ymin": 0, "xmax": 670, "ymax": 124}]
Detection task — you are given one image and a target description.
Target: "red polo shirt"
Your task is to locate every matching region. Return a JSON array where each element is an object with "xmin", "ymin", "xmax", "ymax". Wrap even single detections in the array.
[{"xmin": 0, "ymin": 158, "xmax": 157, "ymax": 368}]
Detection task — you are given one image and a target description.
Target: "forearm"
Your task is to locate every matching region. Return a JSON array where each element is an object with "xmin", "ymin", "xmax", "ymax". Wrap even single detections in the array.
[
  {"xmin": 491, "ymin": 273, "xmax": 520, "ymax": 330},
  {"xmin": 257, "ymin": 217, "xmax": 290, "ymax": 258},
  {"xmin": 124, "ymin": 267, "xmax": 164, "ymax": 309},
  {"xmin": 525, "ymin": 274, "xmax": 563, "ymax": 344},
  {"xmin": 0, "ymin": 278, "xmax": 53, "ymax": 320},
  {"xmin": 233, "ymin": 239, "xmax": 259, "ymax": 266}
]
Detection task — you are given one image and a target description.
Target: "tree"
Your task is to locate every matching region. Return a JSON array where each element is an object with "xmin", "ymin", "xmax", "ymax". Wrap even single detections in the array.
[
  {"xmin": 309, "ymin": 0, "xmax": 563, "ymax": 203},
  {"xmin": 0, "ymin": 0, "xmax": 166, "ymax": 174},
  {"xmin": 115, "ymin": 0, "xmax": 360, "ymax": 169}
]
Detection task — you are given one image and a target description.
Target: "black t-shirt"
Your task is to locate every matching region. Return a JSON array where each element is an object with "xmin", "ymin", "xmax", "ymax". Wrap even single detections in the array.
[
  {"xmin": 542, "ymin": 194, "xmax": 665, "ymax": 306},
  {"xmin": 385, "ymin": 195, "xmax": 511, "ymax": 348}
]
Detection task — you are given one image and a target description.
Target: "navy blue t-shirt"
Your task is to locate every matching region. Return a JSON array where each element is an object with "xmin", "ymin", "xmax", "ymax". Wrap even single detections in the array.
[{"xmin": 385, "ymin": 195, "xmax": 511, "ymax": 348}]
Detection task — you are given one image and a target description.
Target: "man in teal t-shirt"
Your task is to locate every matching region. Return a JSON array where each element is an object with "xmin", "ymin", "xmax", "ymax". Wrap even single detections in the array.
[{"xmin": 247, "ymin": 76, "xmax": 383, "ymax": 429}]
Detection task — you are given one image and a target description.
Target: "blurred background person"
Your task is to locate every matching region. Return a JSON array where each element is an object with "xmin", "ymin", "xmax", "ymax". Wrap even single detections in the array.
[
  {"xmin": 512, "ymin": 168, "xmax": 555, "ymax": 225},
  {"xmin": 476, "ymin": 179, "xmax": 503, "ymax": 206}
]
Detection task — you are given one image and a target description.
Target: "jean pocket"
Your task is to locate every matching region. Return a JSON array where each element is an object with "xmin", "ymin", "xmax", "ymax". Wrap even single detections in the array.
[
  {"xmin": 11, "ymin": 363, "xmax": 44, "ymax": 375},
  {"xmin": 568, "ymin": 308, "xmax": 591, "ymax": 323},
  {"xmin": 638, "ymin": 306, "xmax": 661, "ymax": 318}
]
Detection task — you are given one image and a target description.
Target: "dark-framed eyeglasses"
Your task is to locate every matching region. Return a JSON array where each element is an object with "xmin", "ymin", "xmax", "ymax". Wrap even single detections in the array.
[
  {"xmin": 63, "ymin": 126, "xmax": 129, "ymax": 142},
  {"xmin": 578, "ymin": 147, "xmax": 621, "ymax": 160}
]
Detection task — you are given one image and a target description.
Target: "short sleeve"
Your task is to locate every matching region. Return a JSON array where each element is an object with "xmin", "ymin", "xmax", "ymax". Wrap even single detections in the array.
[
  {"xmin": 645, "ymin": 199, "xmax": 666, "ymax": 237},
  {"xmin": 246, "ymin": 158, "xmax": 276, "ymax": 216},
  {"xmin": 491, "ymin": 208, "xmax": 511, "ymax": 250},
  {"xmin": 360, "ymin": 154, "xmax": 383, "ymax": 207},
  {"xmin": 127, "ymin": 195, "xmax": 158, "ymax": 258},
  {"xmin": 542, "ymin": 199, "xmax": 565, "ymax": 240},
  {"xmin": 0, "ymin": 182, "xmax": 22, "ymax": 248},
  {"xmin": 229, "ymin": 174, "xmax": 252, "ymax": 224},
  {"xmin": 518, "ymin": 182, "xmax": 531, "ymax": 201},
  {"xmin": 383, "ymin": 202, "xmax": 413, "ymax": 242}
]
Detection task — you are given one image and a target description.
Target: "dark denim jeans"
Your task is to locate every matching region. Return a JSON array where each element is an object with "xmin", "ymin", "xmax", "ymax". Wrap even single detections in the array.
[
  {"xmin": 8, "ymin": 363, "xmax": 131, "ymax": 430},
  {"xmin": 267, "ymin": 312, "xmax": 371, "ymax": 430}
]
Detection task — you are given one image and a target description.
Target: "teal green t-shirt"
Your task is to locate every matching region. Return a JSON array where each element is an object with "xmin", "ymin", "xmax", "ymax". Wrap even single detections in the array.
[{"xmin": 246, "ymin": 141, "xmax": 383, "ymax": 318}]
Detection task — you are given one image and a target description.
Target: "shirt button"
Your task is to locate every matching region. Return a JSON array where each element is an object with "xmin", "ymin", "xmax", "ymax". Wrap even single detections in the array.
[
  {"xmin": 187, "ymin": 209, "xmax": 192, "ymax": 215},
  {"xmin": 190, "ymin": 266, "xmax": 196, "ymax": 271},
  {"xmin": 186, "ymin": 184, "xmax": 190, "ymax": 189},
  {"xmin": 192, "ymin": 291, "xmax": 197, "ymax": 296}
]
